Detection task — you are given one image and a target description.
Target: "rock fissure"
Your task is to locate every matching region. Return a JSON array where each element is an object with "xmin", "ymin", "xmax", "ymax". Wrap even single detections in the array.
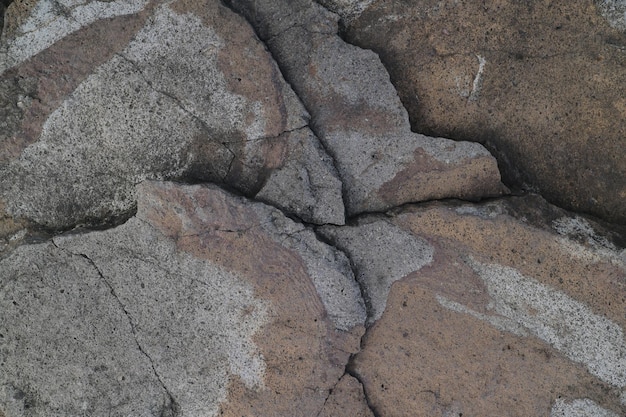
[
  {"xmin": 2, "ymin": 1, "xmax": 626, "ymax": 415},
  {"xmin": 221, "ymin": 0, "xmax": 351, "ymax": 216},
  {"xmin": 345, "ymin": 364, "xmax": 381, "ymax": 417},
  {"xmin": 314, "ymin": 226, "xmax": 375, "ymax": 321},
  {"xmin": 50, "ymin": 239, "xmax": 181, "ymax": 416}
]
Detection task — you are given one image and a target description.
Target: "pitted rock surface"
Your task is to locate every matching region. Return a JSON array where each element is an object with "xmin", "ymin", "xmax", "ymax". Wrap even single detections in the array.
[
  {"xmin": 341, "ymin": 197, "xmax": 626, "ymax": 416},
  {"xmin": 0, "ymin": 0, "xmax": 343, "ymax": 230},
  {"xmin": 0, "ymin": 0, "xmax": 625, "ymax": 416}
]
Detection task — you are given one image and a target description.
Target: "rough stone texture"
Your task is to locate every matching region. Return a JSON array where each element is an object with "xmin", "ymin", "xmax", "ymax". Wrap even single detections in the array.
[
  {"xmin": 344, "ymin": 197, "xmax": 626, "ymax": 416},
  {"xmin": 255, "ymin": 128, "xmax": 344, "ymax": 226},
  {"xmin": 344, "ymin": 0, "xmax": 626, "ymax": 223},
  {"xmin": 319, "ymin": 374, "xmax": 375, "ymax": 417},
  {"xmin": 1, "ymin": 0, "xmax": 625, "ymax": 416},
  {"xmin": 596, "ymin": 0, "xmax": 626, "ymax": 31},
  {"xmin": 0, "ymin": 0, "xmax": 344, "ymax": 230},
  {"xmin": 0, "ymin": 242, "xmax": 174, "ymax": 416},
  {"xmin": 0, "ymin": 0, "xmax": 151, "ymax": 73},
  {"xmin": 227, "ymin": 0, "xmax": 506, "ymax": 216},
  {"xmin": 0, "ymin": 181, "xmax": 365, "ymax": 416},
  {"xmin": 551, "ymin": 398, "xmax": 621, "ymax": 417},
  {"xmin": 319, "ymin": 218, "xmax": 434, "ymax": 324}
]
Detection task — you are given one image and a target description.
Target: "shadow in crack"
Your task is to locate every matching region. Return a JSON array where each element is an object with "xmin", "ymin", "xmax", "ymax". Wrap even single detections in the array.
[{"xmin": 0, "ymin": 0, "xmax": 14, "ymax": 37}]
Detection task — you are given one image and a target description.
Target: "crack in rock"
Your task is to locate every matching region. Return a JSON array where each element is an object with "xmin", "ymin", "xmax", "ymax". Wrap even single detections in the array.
[{"xmin": 51, "ymin": 239, "xmax": 181, "ymax": 415}]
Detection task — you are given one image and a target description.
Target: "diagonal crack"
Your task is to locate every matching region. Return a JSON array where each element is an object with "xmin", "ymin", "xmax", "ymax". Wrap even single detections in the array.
[
  {"xmin": 221, "ymin": 0, "xmax": 349, "ymax": 221},
  {"xmin": 345, "ymin": 362, "xmax": 382, "ymax": 417},
  {"xmin": 51, "ymin": 239, "xmax": 180, "ymax": 416}
]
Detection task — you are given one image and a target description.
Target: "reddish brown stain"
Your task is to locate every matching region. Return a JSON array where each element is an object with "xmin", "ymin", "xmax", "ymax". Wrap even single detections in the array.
[
  {"xmin": 378, "ymin": 148, "xmax": 505, "ymax": 207},
  {"xmin": 354, "ymin": 284, "xmax": 624, "ymax": 416},
  {"xmin": 393, "ymin": 204, "xmax": 626, "ymax": 332},
  {"xmin": 136, "ymin": 182, "xmax": 363, "ymax": 416}
]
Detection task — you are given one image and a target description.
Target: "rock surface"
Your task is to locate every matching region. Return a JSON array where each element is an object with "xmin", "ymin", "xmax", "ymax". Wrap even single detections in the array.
[
  {"xmin": 343, "ymin": 0, "xmax": 626, "ymax": 223},
  {"xmin": 227, "ymin": 0, "xmax": 506, "ymax": 215},
  {"xmin": 0, "ymin": 0, "xmax": 625, "ymax": 416},
  {"xmin": 322, "ymin": 197, "xmax": 626, "ymax": 416},
  {"xmin": 0, "ymin": 181, "xmax": 365, "ymax": 416},
  {"xmin": 0, "ymin": 0, "xmax": 343, "ymax": 229}
]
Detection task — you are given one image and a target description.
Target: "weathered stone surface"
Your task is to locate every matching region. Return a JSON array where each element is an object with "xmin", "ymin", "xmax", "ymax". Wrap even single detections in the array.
[
  {"xmin": 256, "ymin": 127, "xmax": 345, "ymax": 225},
  {"xmin": 325, "ymin": 196, "xmax": 626, "ymax": 415},
  {"xmin": 227, "ymin": 0, "xmax": 506, "ymax": 216},
  {"xmin": 2, "ymin": 1, "xmax": 626, "ymax": 416},
  {"xmin": 319, "ymin": 218, "xmax": 434, "ymax": 324},
  {"xmin": 0, "ymin": 0, "xmax": 151, "ymax": 73},
  {"xmin": 319, "ymin": 374, "xmax": 375, "ymax": 417},
  {"xmin": 0, "ymin": 0, "xmax": 344, "ymax": 230},
  {"xmin": 0, "ymin": 242, "xmax": 175, "ymax": 416},
  {"xmin": 345, "ymin": 0, "xmax": 626, "ymax": 223},
  {"xmin": 0, "ymin": 181, "xmax": 364, "ymax": 416}
]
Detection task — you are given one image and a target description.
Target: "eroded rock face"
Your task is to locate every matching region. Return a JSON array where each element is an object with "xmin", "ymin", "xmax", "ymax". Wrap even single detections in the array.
[
  {"xmin": 343, "ymin": 0, "xmax": 626, "ymax": 223},
  {"xmin": 0, "ymin": 181, "xmax": 365, "ymax": 416},
  {"xmin": 324, "ymin": 197, "xmax": 626, "ymax": 416}
]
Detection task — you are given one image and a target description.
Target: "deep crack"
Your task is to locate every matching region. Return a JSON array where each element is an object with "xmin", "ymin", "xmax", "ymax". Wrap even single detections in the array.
[
  {"xmin": 221, "ymin": 0, "xmax": 350, "ymax": 222},
  {"xmin": 346, "ymin": 362, "xmax": 382, "ymax": 417}
]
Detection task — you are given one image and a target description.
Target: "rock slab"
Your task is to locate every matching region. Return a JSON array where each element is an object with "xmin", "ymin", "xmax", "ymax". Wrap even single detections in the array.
[
  {"xmin": 0, "ymin": 181, "xmax": 365, "ymax": 416},
  {"xmin": 321, "ymin": 197, "xmax": 626, "ymax": 416},
  {"xmin": 227, "ymin": 0, "xmax": 506, "ymax": 215},
  {"xmin": 344, "ymin": 0, "xmax": 626, "ymax": 223},
  {"xmin": 0, "ymin": 0, "xmax": 344, "ymax": 230}
]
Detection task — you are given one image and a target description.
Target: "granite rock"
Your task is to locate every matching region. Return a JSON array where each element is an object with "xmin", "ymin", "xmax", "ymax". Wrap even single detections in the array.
[
  {"xmin": 1, "ymin": 1, "xmax": 625, "ymax": 416},
  {"xmin": 0, "ymin": 0, "xmax": 344, "ymax": 230},
  {"xmin": 345, "ymin": 0, "xmax": 626, "ymax": 223}
]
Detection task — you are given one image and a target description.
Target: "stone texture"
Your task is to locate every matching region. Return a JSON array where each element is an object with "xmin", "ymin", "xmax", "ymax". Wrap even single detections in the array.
[
  {"xmin": 344, "ymin": 0, "xmax": 626, "ymax": 223},
  {"xmin": 0, "ymin": 0, "xmax": 151, "ymax": 73},
  {"xmin": 0, "ymin": 242, "xmax": 174, "ymax": 416},
  {"xmin": 227, "ymin": 0, "xmax": 506, "ymax": 216},
  {"xmin": 1, "ymin": 0, "xmax": 626, "ymax": 416},
  {"xmin": 0, "ymin": 181, "xmax": 365, "ymax": 416},
  {"xmin": 340, "ymin": 196, "xmax": 626, "ymax": 416},
  {"xmin": 0, "ymin": 0, "xmax": 344, "ymax": 231},
  {"xmin": 319, "ymin": 374, "xmax": 375, "ymax": 417},
  {"xmin": 319, "ymin": 218, "xmax": 435, "ymax": 324},
  {"xmin": 256, "ymin": 127, "xmax": 344, "ymax": 226}
]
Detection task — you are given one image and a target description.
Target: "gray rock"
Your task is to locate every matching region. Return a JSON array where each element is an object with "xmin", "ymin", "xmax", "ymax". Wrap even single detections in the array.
[
  {"xmin": 0, "ymin": 242, "xmax": 174, "ymax": 416},
  {"xmin": 55, "ymin": 217, "xmax": 270, "ymax": 416},
  {"xmin": 227, "ymin": 0, "xmax": 506, "ymax": 216},
  {"xmin": 0, "ymin": 0, "xmax": 151, "ymax": 73},
  {"xmin": 0, "ymin": 0, "xmax": 344, "ymax": 230},
  {"xmin": 256, "ymin": 127, "xmax": 345, "ymax": 225},
  {"xmin": 319, "ymin": 218, "xmax": 434, "ymax": 324},
  {"xmin": 0, "ymin": 180, "xmax": 365, "ymax": 416},
  {"xmin": 596, "ymin": 0, "xmax": 626, "ymax": 31}
]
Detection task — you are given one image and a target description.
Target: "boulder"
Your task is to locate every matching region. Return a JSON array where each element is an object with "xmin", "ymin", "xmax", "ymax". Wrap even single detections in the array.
[{"xmin": 343, "ymin": 0, "xmax": 626, "ymax": 223}]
